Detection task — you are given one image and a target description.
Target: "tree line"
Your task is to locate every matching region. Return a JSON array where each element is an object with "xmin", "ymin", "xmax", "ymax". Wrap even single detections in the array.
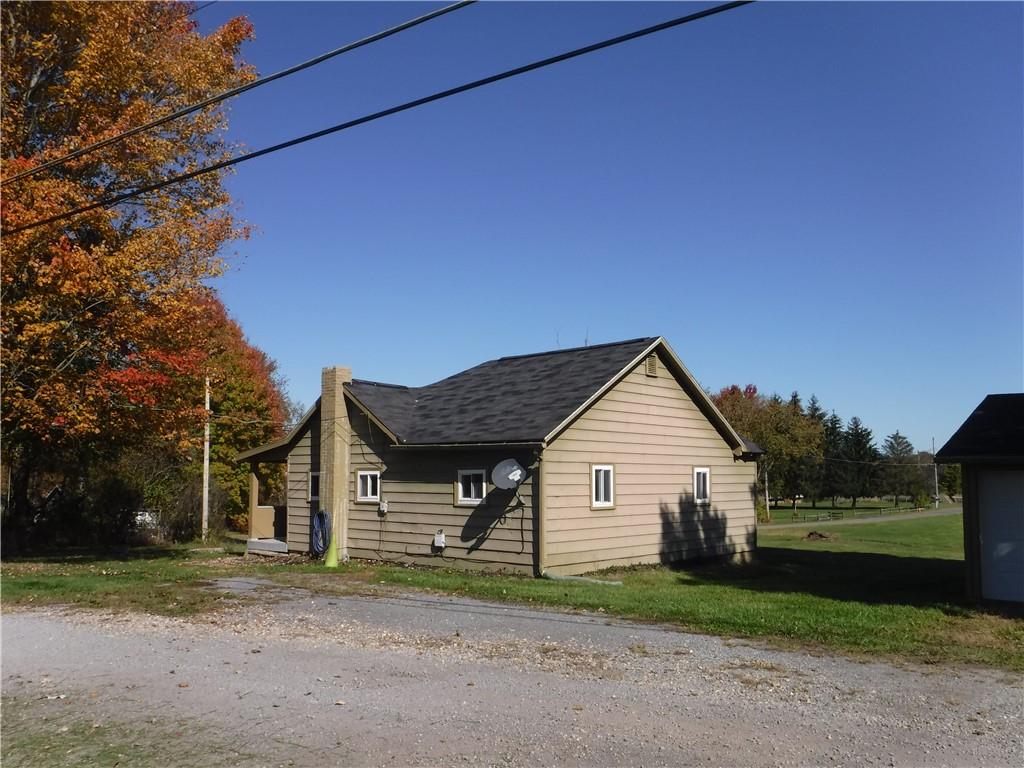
[{"xmin": 711, "ymin": 385, "xmax": 962, "ymax": 516}]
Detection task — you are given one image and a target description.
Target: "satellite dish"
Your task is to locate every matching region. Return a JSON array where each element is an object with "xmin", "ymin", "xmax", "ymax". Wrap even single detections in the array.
[{"xmin": 492, "ymin": 458, "xmax": 526, "ymax": 490}]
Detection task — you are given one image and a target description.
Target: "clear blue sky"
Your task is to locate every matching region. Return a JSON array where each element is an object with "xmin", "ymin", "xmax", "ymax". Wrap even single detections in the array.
[{"xmin": 199, "ymin": 1, "xmax": 1023, "ymax": 451}]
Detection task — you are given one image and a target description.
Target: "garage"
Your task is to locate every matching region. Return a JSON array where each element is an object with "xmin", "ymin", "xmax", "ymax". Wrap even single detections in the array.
[{"xmin": 936, "ymin": 394, "xmax": 1024, "ymax": 604}]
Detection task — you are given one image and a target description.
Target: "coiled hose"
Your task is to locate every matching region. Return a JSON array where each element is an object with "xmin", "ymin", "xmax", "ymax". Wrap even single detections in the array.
[{"xmin": 311, "ymin": 510, "xmax": 331, "ymax": 558}]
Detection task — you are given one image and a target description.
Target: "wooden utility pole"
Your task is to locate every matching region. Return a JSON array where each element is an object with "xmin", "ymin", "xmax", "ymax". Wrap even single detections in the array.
[
  {"xmin": 202, "ymin": 376, "xmax": 210, "ymax": 542},
  {"xmin": 932, "ymin": 437, "xmax": 939, "ymax": 509}
]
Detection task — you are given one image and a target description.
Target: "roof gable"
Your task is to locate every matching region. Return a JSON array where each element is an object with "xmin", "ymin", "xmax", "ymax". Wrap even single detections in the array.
[{"xmin": 936, "ymin": 393, "xmax": 1024, "ymax": 463}]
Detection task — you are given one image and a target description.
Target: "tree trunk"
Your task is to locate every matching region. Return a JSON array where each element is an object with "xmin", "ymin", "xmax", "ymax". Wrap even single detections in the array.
[
  {"xmin": 851, "ymin": 496, "xmax": 858, "ymax": 509},
  {"xmin": 3, "ymin": 446, "xmax": 36, "ymax": 553}
]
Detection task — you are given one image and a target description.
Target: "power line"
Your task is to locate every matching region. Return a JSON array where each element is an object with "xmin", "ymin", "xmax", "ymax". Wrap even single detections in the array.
[
  {"xmin": 1, "ymin": 0, "xmax": 476, "ymax": 187},
  {"xmin": 5, "ymin": 0, "xmax": 754, "ymax": 235}
]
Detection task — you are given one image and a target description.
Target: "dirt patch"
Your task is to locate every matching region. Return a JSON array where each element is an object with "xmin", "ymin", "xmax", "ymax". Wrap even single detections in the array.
[{"xmin": 803, "ymin": 531, "xmax": 833, "ymax": 541}]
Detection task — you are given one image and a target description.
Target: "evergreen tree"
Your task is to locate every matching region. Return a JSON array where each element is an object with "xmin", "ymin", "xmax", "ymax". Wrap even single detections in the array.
[
  {"xmin": 882, "ymin": 431, "xmax": 916, "ymax": 506},
  {"xmin": 841, "ymin": 417, "xmax": 879, "ymax": 508},
  {"xmin": 822, "ymin": 412, "xmax": 845, "ymax": 507},
  {"xmin": 940, "ymin": 464, "xmax": 962, "ymax": 498},
  {"xmin": 803, "ymin": 395, "xmax": 827, "ymax": 507}
]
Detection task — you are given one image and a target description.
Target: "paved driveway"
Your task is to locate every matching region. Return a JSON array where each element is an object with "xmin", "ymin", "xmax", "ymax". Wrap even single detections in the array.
[{"xmin": 3, "ymin": 578, "xmax": 1021, "ymax": 767}]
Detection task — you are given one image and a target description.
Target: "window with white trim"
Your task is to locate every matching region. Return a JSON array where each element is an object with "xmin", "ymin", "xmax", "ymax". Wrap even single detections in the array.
[
  {"xmin": 694, "ymin": 467, "xmax": 710, "ymax": 504},
  {"xmin": 592, "ymin": 465, "xmax": 614, "ymax": 508},
  {"xmin": 357, "ymin": 470, "xmax": 380, "ymax": 502},
  {"xmin": 307, "ymin": 471, "xmax": 320, "ymax": 503},
  {"xmin": 456, "ymin": 469, "xmax": 486, "ymax": 505}
]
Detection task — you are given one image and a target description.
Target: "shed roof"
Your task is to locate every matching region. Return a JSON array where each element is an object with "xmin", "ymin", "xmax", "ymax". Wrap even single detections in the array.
[{"xmin": 935, "ymin": 393, "xmax": 1024, "ymax": 463}]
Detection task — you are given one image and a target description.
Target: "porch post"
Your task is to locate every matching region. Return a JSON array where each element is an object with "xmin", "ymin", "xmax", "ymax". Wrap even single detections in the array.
[{"xmin": 248, "ymin": 464, "xmax": 259, "ymax": 539}]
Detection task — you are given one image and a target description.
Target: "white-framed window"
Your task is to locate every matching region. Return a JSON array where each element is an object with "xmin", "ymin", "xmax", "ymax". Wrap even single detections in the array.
[
  {"xmin": 357, "ymin": 470, "xmax": 380, "ymax": 502},
  {"xmin": 307, "ymin": 471, "xmax": 320, "ymax": 503},
  {"xmin": 591, "ymin": 465, "xmax": 614, "ymax": 508},
  {"xmin": 456, "ymin": 469, "xmax": 487, "ymax": 505},
  {"xmin": 694, "ymin": 467, "xmax": 710, "ymax": 504}
]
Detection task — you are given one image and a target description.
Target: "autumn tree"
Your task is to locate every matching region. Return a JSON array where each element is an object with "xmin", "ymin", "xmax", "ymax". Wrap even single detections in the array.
[
  {"xmin": 712, "ymin": 384, "xmax": 823, "ymax": 518},
  {"xmin": 1, "ymin": 2, "xmax": 259, "ymax": 545}
]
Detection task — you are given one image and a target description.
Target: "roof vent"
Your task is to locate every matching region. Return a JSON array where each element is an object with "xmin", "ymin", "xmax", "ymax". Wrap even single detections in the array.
[{"xmin": 645, "ymin": 353, "xmax": 658, "ymax": 377}]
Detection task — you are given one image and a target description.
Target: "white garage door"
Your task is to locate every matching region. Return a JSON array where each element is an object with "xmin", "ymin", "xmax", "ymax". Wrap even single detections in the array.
[{"xmin": 978, "ymin": 469, "xmax": 1024, "ymax": 603}]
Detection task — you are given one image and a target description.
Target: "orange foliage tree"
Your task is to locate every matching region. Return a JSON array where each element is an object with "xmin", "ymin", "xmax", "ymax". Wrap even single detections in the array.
[{"xmin": 1, "ymin": 2, "xmax": 284, "ymax": 542}]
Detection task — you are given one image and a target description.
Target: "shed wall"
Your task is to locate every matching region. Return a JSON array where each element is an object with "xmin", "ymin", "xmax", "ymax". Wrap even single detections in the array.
[{"xmin": 542, "ymin": 352, "xmax": 758, "ymax": 575}]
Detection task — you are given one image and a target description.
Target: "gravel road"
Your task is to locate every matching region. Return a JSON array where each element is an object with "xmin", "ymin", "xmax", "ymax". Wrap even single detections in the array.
[{"xmin": 3, "ymin": 577, "xmax": 1022, "ymax": 767}]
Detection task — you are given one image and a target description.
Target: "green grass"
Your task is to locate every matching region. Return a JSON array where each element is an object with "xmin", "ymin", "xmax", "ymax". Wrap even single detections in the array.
[
  {"xmin": 0, "ymin": 544, "xmax": 249, "ymax": 616},
  {"xmin": 3, "ymin": 515, "xmax": 1022, "ymax": 671}
]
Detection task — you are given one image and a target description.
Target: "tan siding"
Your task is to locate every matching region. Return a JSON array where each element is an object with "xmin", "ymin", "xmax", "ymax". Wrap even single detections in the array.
[
  {"xmin": 543, "ymin": 352, "xmax": 757, "ymax": 575},
  {"xmin": 345, "ymin": 406, "xmax": 536, "ymax": 572},
  {"xmin": 285, "ymin": 410, "xmax": 320, "ymax": 552}
]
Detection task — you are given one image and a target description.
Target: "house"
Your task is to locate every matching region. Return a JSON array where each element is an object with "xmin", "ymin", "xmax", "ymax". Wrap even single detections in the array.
[
  {"xmin": 936, "ymin": 394, "xmax": 1024, "ymax": 603},
  {"xmin": 237, "ymin": 336, "xmax": 762, "ymax": 576}
]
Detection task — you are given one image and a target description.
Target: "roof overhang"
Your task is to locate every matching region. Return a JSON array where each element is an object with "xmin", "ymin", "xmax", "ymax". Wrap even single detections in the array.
[{"xmin": 934, "ymin": 455, "xmax": 1024, "ymax": 465}]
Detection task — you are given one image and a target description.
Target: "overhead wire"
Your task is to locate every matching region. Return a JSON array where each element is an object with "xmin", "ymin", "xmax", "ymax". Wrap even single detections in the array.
[
  {"xmin": 5, "ymin": 0, "xmax": 754, "ymax": 235},
  {"xmin": 1, "ymin": 0, "xmax": 476, "ymax": 186}
]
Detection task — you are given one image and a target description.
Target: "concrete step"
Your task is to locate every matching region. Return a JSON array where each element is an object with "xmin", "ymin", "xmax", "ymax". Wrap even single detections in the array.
[{"xmin": 246, "ymin": 538, "xmax": 288, "ymax": 555}]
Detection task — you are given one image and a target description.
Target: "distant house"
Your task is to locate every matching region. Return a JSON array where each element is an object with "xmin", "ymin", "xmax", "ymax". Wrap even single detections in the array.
[
  {"xmin": 237, "ymin": 337, "xmax": 761, "ymax": 576},
  {"xmin": 936, "ymin": 394, "xmax": 1024, "ymax": 603}
]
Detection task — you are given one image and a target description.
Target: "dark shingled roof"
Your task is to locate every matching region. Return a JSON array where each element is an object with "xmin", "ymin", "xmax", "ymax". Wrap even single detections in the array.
[
  {"xmin": 935, "ymin": 394, "xmax": 1024, "ymax": 463},
  {"xmin": 346, "ymin": 337, "xmax": 659, "ymax": 445}
]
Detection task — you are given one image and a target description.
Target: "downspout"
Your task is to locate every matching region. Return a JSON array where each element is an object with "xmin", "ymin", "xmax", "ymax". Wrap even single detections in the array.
[{"xmin": 535, "ymin": 449, "xmax": 546, "ymax": 576}]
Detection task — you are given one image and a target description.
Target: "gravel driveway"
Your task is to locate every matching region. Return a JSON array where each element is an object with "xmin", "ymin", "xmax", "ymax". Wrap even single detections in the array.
[{"xmin": 3, "ymin": 577, "xmax": 1022, "ymax": 767}]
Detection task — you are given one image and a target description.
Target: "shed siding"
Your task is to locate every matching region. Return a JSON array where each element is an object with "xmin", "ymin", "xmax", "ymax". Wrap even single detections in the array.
[
  {"xmin": 346, "ymin": 404, "xmax": 536, "ymax": 571},
  {"xmin": 285, "ymin": 408, "xmax": 320, "ymax": 552},
  {"xmin": 543, "ymin": 353, "xmax": 757, "ymax": 575}
]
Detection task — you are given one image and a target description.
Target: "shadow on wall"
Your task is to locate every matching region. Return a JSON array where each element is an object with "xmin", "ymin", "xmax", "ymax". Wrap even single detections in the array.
[
  {"xmin": 460, "ymin": 487, "xmax": 527, "ymax": 554},
  {"xmin": 659, "ymin": 488, "xmax": 757, "ymax": 566}
]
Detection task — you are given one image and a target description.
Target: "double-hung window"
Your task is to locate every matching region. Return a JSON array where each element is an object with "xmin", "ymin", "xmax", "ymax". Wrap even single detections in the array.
[
  {"xmin": 456, "ymin": 469, "xmax": 486, "ymax": 505},
  {"xmin": 591, "ymin": 465, "xmax": 614, "ymax": 508},
  {"xmin": 694, "ymin": 467, "xmax": 710, "ymax": 504},
  {"xmin": 357, "ymin": 470, "xmax": 380, "ymax": 502}
]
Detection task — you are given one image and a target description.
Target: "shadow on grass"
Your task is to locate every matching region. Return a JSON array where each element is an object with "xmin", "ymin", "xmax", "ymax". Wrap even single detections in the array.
[{"xmin": 672, "ymin": 548, "xmax": 1024, "ymax": 619}]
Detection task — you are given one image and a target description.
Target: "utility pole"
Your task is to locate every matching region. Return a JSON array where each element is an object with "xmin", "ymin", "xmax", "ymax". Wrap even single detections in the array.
[
  {"xmin": 932, "ymin": 436, "xmax": 939, "ymax": 509},
  {"xmin": 202, "ymin": 376, "xmax": 210, "ymax": 542}
]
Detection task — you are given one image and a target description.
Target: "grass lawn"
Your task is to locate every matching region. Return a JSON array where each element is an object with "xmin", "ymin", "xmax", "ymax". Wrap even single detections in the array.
[{"xmin": 3, "ymin": 514, "xmax": 1022, "ymax": 671}]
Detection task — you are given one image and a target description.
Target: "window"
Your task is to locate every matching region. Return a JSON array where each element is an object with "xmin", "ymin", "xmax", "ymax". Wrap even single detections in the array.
[
  {"xmin": 592, "ymin": 465, "xmax": 614, "ymax": 508},
  {"xmin": 694, "ymin": 467, "xmax": 710, "ymax": 504},
  {"xmin": 357, "ymin": 470, "xmax": 380, "ymax": 502},
  {"xmin": 456, "ymin": 469, "xmax": 486, "ymax": 505},
  {"xmin": 307, "ymin": 471, "xmax": 320, "ymax": 502}
]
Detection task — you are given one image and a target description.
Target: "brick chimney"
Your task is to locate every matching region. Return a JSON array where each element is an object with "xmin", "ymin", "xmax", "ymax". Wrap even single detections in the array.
[{"xmin": 320, "ymin": 366, "xmax": 352, "ymax": 562}]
